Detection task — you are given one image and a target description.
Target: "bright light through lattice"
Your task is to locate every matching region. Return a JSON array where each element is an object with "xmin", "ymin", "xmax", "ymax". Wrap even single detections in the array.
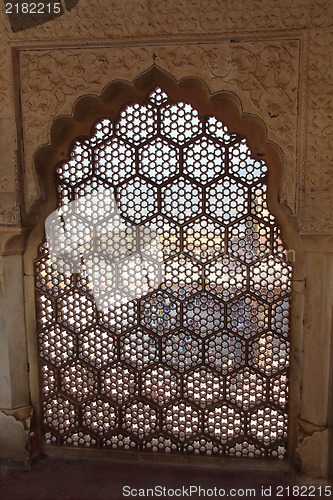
[{"xmin": 36, "ymin": 86, "xmax": 292, "ymax": 460}]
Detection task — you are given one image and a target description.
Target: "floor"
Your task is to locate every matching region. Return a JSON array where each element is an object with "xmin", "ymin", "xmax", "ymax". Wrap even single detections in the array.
[{"xmin": 1, "ymin": 453, "xmax": 330, "ymax": 500}]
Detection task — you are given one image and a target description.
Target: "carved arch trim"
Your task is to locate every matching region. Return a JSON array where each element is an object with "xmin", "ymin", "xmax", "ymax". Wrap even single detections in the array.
[
  {"xmin": 25, "ymin": 65, "xmax": 303, "ymax": 275},
  {"xmin": 24, "ymin": 65, "xmax": 305, "ymax": 463}
]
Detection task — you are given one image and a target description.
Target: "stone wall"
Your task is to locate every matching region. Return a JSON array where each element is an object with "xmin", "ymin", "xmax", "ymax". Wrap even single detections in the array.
[{"xmin": 0, "ymin": 0, "xmax": 332, "ymax": 477}]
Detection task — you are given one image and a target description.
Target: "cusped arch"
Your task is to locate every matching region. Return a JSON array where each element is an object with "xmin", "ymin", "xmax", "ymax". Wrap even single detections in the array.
[
  {"xmin": 26, "ymin": 65, "xmax": 302, "ymax": 277},
  {"xmin": 25, "ymin": 66, "xmax": 305, "ymax": 463}
]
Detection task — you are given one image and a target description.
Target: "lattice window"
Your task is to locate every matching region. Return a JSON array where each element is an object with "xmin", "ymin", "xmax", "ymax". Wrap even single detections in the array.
[{"xmin": 35, "ymin": 86, "xmax": 292, "ymax": 459}]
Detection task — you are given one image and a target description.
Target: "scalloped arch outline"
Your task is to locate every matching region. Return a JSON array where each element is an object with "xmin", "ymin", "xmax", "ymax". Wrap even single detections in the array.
[
  {"xmin": 24, "ymin": 66, "xmax": 304, "ymax": 463},
  {"xmin": 27, "ymin": 65, "xmax": 302, "ymax": 265}
]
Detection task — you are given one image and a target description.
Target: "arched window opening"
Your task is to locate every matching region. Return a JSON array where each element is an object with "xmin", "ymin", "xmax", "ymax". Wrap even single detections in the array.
[{"xmin": 35, "ymin": 86, "xmax": 293, "ymax": 459}]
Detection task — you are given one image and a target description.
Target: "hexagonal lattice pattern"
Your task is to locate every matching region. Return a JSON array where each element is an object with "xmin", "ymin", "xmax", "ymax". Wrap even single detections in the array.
[
  {"xmin": 39, "ymin": 324, "xmax": 75, "ymax": 367},
  {"xmin": 116, "ymin": 103, "xmax": 157, "ymax": 145},
  {"xmin": 183, "ymin": 293, "xmax": 224, "ymax": 337},
  {"xmin": 183, "ymin": 367, "xmax": 224, "ymax": 408},
  {"xmin": 225, "ymin": 367, "xmax": 267, "ymax": 410},
  {"xmin": 183, "ymin": 137, "xmax": 224, "ymax": 183},
  {"xmin": 206, "ymin": 177, "xmax": 248, "ymax": 223},
  {"xmin": 162, "ymin": 331, "xmax": 202, "ymax": 373},
  {"xmin": 205, "ymin": 404, "xmax": 244, "ymax": 443},
  {"xmin": 43, "ymin": 396, "xmax": 77, "ymax": 434},
  {"xmin": 205, "ymin": 255, "xmax": 247, "ymax": 301},
  {"xmin": 229, "ymin": 139, "xmax": 267, "ymax": 183},
  {"xmin": 73, "ymin": 184, "xmax": 116, "ymax": 224},
  {"xmin": 140, "ymin": 291, "xmax": 180, "ymax": 335},
  {"xmin": 183, "ymin": 438, "xmax": 223, "ymax": 455},
  {"xmin": 162, "ymin": 402, "xmax": 201, "ymax": 441},
  {"xmin": 36, "ymin": 87, "xmax": 292, "ymax": 458},
  {"xmin": 161, "ymin": 177, "xmax": 202, "ymax": 223},
  {"xmin": 148, "ymin": 87, "xmax": 168, "ymax": 106},
  {"xmin": 100, "ymin": 362, "xmax": 137, "ymax": 404},
  {"xmin": 57, "ymin": 290, "xmax": 95, "ymax": 332},
  {"xmin": 271, "ymin": 298, "xmax": 290, "ymax": 335},
  {"xmin": 60, "ymin": 361, "xmax": 98, "ymax": 402},
  {"xmin": 248, "ymin": 331, "xmax": 290, "ymax": 376},
  {"xmin": 160, "ymin": 102, "xmax": 202, "ymax": 144},
  {"xmin": 118, "ymin": 177, "xmax": 158, "ymax": 224},
  {"xmin": 205, "ymin": 331, "xmax": 246, "ymax": 374},
  {"xmin": 161, "ymin": 254, "xmax": 202, "ymax": 300},
  {"xmin": 78, "ymin": 327, "xmax": 117, "ymax": 368},
  {"xmin": 56, "ymin": 142, "xmax": 91, "ymax": 184},
  {"xmin": 40, "ymin": 364, "xmax": 57, "ymax": 398},
  {"xmin": 143, "ymin": 435, "xmax": 178, "ymax": 453},
  {"xmin": 97, "ymin": 216, "xmax": 137, "ymax": 262},
  {"xmin": 94, "ymin": 138, "xmax": 135, "ymax": 185},
  {"xmin": 36, "ymin": 292, "xmax": 54, "ymax": 330},
  {"xmin": 81, "ymin": 397, "xmax": 117, "ymax": 436},
  {"xmin": 205, "ymin": 116, "xmax": 238, "ymax": 144},
  {"xmin": 139, "ymin": 138, "xmax": 179, "ymax": 183},
  {"xmin": 140, "ymin": 215, "xmax": 180, "ymax": 259},
  {"xmin": 120, "ymin": 329, "xmax": 159, "ymax": 371},
  {"xmin": 63, "ymin": 430, "xmax": 98, "ymax": 448},
  {"xmin": 228, "ymin": 216, "xmax": 271, "ymax": 263},
  {"xmin": 250, "ymin": 256, "xmax": 292, "ymax": 302},
  {"xmin": 250, "ymin": 184, "xmax": 276, "ymax": 225},
  {"xmin": 97, "ymin": 297, "xmax": 137, "ymax": 334},
  {"xmin": 183, "ymin": 216, "xmax": 225, "ymax": 262},
  {"xmin": 270, "ymin": 374, "xmax": 288, "ymax": 408},
  {"xmin": 90, "ymin": 118, "xmax": 113, "ymax": 145},
  {"xmin": 248, "ymin": 407, "xmax": 288, "ymax": 446},
  {"xmin": 226, "ymin": 295, "xmax": 269, "ymax": 340},
  {"xmin": 122, "ymin": 400, "xmax": 158, "ymax": 439},
  {"xmin": 35, "ymin": 255, "xmax": 73, "ymax": 297},
  {"xmin": 141, "ymin": 366, "xmax": 180, "ymax": 406}
]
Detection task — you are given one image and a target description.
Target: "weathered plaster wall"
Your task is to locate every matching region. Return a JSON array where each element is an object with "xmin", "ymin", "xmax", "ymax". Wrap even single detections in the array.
[{"xmin": 0, "ymin": 0, "xmax": 332, "ymax": 477}]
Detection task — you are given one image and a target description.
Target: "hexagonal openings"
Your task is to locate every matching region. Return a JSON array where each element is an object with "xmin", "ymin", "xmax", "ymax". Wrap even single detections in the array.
[
  {"xmin": 94, "ymin": 138, "xmax": 135, "ymax": 185},
  {"xmin": 205, "ymin": 404, "xmax": 244, "ymax": 444},
  {"xmin": 141, "ymin": 366, "xmax": 180, "ymax": 407},
  {"xmin": 118, "ymin": 177, "xmax": 158, "ymax": 224},
  {"xmin": 139, "ymin": 138, "xmax": 179, "ymax": 183},
  {"xmin": 205, "ymin": 331, "xmax": 246, "ymax": 374},
  {"xmin": 161, "ymin": 177, "xmax": 202, "ymax": 224},
  {"xmin": 183, "ymin": 293, "xmax": 224, "ymax": 337},
  {"xmin": 140, "ymin": 291, "xmax": 181, "ymax": 336},
  {"xmin": 183, "ymin": 367, "xmax": 224, "ymax": 408},
  {"xmin": 161, "ymin": 254, "xmax": 203, "ymax": 300},
  {"xmin": 160, "ymin": 102, "xmax": 202, "ymax": 144},
  {"xmin": 81, "ymin": 397, "xmax": 117, "ymax": 436},
  {"xmin": 248, "ymin": 407, "xmax": 288, "ymax": 446},
  {"xmin": 206, "ymin": 177, "xmax": 248, "ymax": 223},
  {"xmin": 100, "ymin": 362, "xmax": 137, "ymax": 404},
  {"xmin": 183, "ymin": 137, "xmax": 225, "ymax": 184},
  {"xmin": 248, "ymin": 331, "xmax": 290, "ymax": 376},
  {"xmin": 122, "ymin": 400, "xmax": 158, "ymax": 439},
  {"xmin": 183, "ymin": 216, "xmax": 225, "ymax": 262},
  {"xmin": 36, "ymin": 85, "xmax": 292, "ymax": 458},
  {"xmin": 162, "ymin": 331, "xmax": 202, "ymax": 373},
  {"xmin": 120, "ymin": 329, "xmax": 159, "ymax": 371},
  {"xmin": 162, "ymin": 402, "xmax": 201, "ymax": 442},
  {"xmin": 116, "ymin": 103, "xmax": 157, "ymax": 145},
  {"xmin": 226, "ymin": 294, "xmax": 269, "ymax": 340}
]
